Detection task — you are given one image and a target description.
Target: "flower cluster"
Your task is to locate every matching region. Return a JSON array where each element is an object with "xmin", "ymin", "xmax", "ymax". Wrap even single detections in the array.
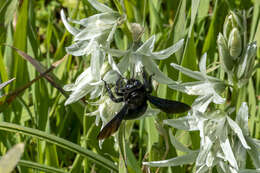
[
  {"xmin": 62, "ymin": 3, "xmax": 259, "ymax": 172},
  {"xmin": 217, "ymin": 11, "xmax": 257, "ymax": 87},
  {"xmin": 62, "ymin": 0, "xmax": 184, "ymax": 134},
  {"xmin": 143, "ymin": 53, "xmax": 259, "ymax": 172}
]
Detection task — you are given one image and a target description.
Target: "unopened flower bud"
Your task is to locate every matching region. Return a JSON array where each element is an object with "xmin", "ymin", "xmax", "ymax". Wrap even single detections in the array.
[
  {"xmin": 228, "ymin": 28, "xmax": 242, "ymax": 59},
  {"xmin": 237, "ymin": 42, "xmax": 257, "ymax": 80},
  {"xmin": 217, "ymin": 33, "xmax": 234, "ymax": 72},
  {"xmin": 131, "ymin": 23, "xmax": 144, "ymax": 42},
  {"xmin": 230, "ymin": 11, "xmax": 243, "ymax": 30},
  {"xmin": 223, "ymin": 15, "xmax": 233, "ymax": 39}
]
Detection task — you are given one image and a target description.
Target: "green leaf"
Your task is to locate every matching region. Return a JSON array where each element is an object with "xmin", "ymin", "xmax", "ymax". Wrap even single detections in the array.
[
  {"xmin": 17, "ymin": 159, "xmax": 69, "ymax": 173},
  {"xmin": 0, "ymin": 122, "xmax": 118, "ymax": 172},
  {"xmin": 197, "ymin": 0, "xmax": 210, "ymax": 23},
  {"xmin": 202, "ymin": 0, "xmax": 227, "ymax": 57},
  {"xmin": 12, "ymin": 0, "xmax": 29, "ymax": 89},
  {"xmin": 189, "ymin": 0, "xmax": 200, "ymax": 36},
  {"xmin": 125, "ymin": 142, "xmax": 142, "ymax": 173},
  {"xmin": 145, "ymin": 117, "xmax": 159, "ymax": 153}
]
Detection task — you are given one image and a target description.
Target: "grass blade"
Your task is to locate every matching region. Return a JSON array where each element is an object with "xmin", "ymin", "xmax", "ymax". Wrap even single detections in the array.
[{"xmin": 0, "ymin": 122, "xmax": 118, "ymax": 172}]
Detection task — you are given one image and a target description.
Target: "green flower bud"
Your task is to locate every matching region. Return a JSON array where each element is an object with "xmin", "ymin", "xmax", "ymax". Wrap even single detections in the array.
[
  {"xmin": 228, "ymin": 28, "xmax": 242, "ymax": 59},
  {"xmin": 237, "ymin": 42, "xmax": 257, "ymax": 80},
  {"xmin": 217, "ymin": 33, "xmax": 234, "ymax": 72},
  {"xmin": 223, "ymin": 15, "xmax": 233, "ymax": 39},
  {"xmin": 230, "ymin": 11, "xmax": 243, "ymax": 31}
]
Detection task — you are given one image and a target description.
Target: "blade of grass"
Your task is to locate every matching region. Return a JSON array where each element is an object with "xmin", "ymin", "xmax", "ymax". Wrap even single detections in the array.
[
  {"xmin": 2, "ymin": 56, "xmax": 66, "ymax": 104},
  {"xmin": 12, "ymin": 0, "xmax": 29, "ymax": 90},
  {"xmin": 125, "ymin": 141, "xmax": 142, "ymax": 173},
  {"xmin": 15, "ymin": 158, "xmax": 68, "ymax": 173},
  {"xmin": 250, "ymin": 1, "xmax": 260, "ymax": 42},
  {"xmin": 0, "ymin": 122, "xmax": 118, "ymax": 172},
  {"xmin": 202, "ymin": 0, "xmax": 227, "ymax": 57},
  {"xmin": 4, "ymin": 45, "xmax": 67, "ymax": 95},
  {"xmin": 0, "ymin": 48, "xmax": 9, "ymax": 93},
  {"xmin": 3, "ymin": 45, "xmax": 84, "ymax": 123}
]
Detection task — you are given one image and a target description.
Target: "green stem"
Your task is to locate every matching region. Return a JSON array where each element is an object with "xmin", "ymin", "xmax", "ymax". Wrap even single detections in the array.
[{"xmin": 230, "ymin": 82, "xmax": 238, "ymax": 120}]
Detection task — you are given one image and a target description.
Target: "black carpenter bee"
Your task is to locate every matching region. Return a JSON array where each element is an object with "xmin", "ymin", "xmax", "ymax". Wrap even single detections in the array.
[{"xmin": 97, "ymin": 69, "xmax": 191, "ymax": 140}]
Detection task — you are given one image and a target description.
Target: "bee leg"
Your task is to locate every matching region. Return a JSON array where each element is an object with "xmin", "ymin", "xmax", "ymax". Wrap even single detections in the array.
[
  {"xmin": 115, "ymin": 77, "xmax": 125, "ymax": 96},
  {"xmin": 103, "ymin": 79, "xmax": 124, "ymax": 103}
]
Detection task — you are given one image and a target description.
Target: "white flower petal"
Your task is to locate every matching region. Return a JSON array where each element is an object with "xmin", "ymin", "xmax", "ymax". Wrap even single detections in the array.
[
  {"xmin": 65, "ymin": 40, "xmax": 90, "ymax": 56},
  {"xmin": 236, "ymin": 102, "xmax": 249, "ymax": 135},
  {"xmin": 151, "ymin": 39, "xmax": 184, "ymax": 60},
  {"xmin": 171, "ymin": 63, "xmax": 205, "ymax": 81},
  {"xmin": 233, "ymin": 139, "xmax": 247, "ymax": 169},
  {"xmin": 103, "ymin": 70, "xmax": 119, "ymax": 83},
  {"xmin": 143, "ymin": 151, "xmax": 199, "ymax": 167},
  {"xmin": 69, "ymin": 12, "xmax": 119, "ymax": 27},
  {"xmin": 0, "ymin": 143, "xmax": 24, "ymax": 173},
  {"xmin": 117, "ymin": 53, "xmax": 130, "ymax": 74},
  {"xmin": 65, "ymin": 85, "xmax": 92, "ymax": 105},
  {"xmin": 185, "ymin": 82, "xmax": 214, "ymax": 95},
  {"xmin": 169, "ymin": 129, "xmax": 193, "ymax": 153},
  {"xmin": 212, "ymin": 92, "xmax": 226, "ymax": 104},
  {"xmin": 142, "ymin": 57, "xmax": 177, "ymax": 84},
  {"xmin": 75, "ymin": 68, "xmax": 93, "ymax": 86},
  {"xmin": 199, "ymin": 53, "xmax": 207, "ymax": 75},
  {"xmin": 163, "ymin": 116, "xmax": 199, "ymax": 131},
  {"xmin": 74, "ymin": 27, "xmax": 109, "ymax": 41},
  {"xmin": 239, "ymin": 169, "xmax": 260, "ymax": 173},
  {"xmin": 136, "ymin": 35, "xmax": 156, "ymax": 54},
  {"xmin": 220, "ymin": 137, "xmax": 239, "ymax": 170},
  {"xmin": 107, "ymin": 54, "xmax": 121, "ymax": 75},
  {"xmin": 168, "ymin": 83, "xmax": 187, "ymax": 93},
  {"xmin": 88, "ymin": 0, "xmax": 114, "ymax": 13},
  {"xmin": 196, "ymin": 136, "xmax": 213, "ymax": 166},
  {"xmin": 227, "ymin": 117, "xmax": 250, "ymax": 149},
  {"xmin": 90, "ymin": 47, "xmax": 104, "ymax": 81},
  {"xmin": 63, "ymin": 84, "xmax": 75, "ymax": 91},
  {"xmin": 192, "ymin": 95, "xmax": 213, "ymax": 113},
  {"xmin": 104, "ymin": 47, "xmax": 128, "ymax": 57},
  {"xmin": 60, "ymin": 10, "xmax": 79, "ymax": 36},
  {"xmin": 106, "ymin": 22, "xmax": 118, "ymax": 45}
]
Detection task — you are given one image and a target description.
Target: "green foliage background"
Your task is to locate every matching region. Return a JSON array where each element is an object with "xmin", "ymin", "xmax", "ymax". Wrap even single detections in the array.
[{"xmin": 0, "ymin": 0, "xmax": 259, "ymax": 172}]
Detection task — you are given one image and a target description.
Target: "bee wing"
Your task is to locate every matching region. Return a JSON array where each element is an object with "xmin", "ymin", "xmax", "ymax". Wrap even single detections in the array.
[
  {"xmin": 97, "ymin": 105, "xmax": 128, "ymax": 140},
  {"xmin": 147, "ymin": 94, "xmax": 191, "ymax": 114}
]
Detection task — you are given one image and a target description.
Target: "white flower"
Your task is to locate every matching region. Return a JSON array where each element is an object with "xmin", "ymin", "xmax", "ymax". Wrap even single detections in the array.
[
  {"xmin": 61, "ymin": 0, "xmax": 122, "ymax": 54},
  {"xmin": 144, "ymin": 103, "xmax": 260, "ymax": 173},
  {"xmin": 104, "ymin": 35, "xmax": 184, "ymax": 84},
  {"xmin": 61, "ymin": 0, "xmax": 125, "ymax": 78},
  {"xmin": 169, "ymin": 53, "xmax": 226, "ymax": 113},
  {"xmin": 64, "ymin": 62, "xmax": 117, "ymax": 105}
]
